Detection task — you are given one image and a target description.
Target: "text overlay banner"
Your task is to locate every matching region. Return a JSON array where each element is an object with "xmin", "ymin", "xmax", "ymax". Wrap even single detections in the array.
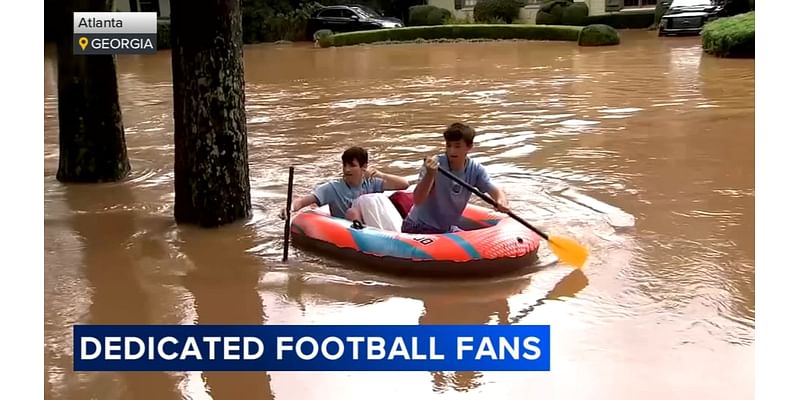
[{"xmin": 73, "ymin": 324, "xmax": 551, "ymax": 372}]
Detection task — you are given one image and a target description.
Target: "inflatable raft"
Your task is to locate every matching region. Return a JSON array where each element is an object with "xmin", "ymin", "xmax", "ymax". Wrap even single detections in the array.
[{"xmin": 290, "ymin": 195, "xmax": 541, "ymax": 278}]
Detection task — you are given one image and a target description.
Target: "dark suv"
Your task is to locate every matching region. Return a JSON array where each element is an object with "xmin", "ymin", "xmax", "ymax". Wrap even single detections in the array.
[
  {"xmin": 306, "ymin": 5, "xmax": 403, "ymax": 40},
  {"xmin": 658, "ymin": 0, "xmax": 724, "ymax": 36}
]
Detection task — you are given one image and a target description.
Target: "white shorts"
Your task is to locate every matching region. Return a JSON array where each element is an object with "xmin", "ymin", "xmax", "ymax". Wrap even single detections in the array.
[{"xmin": 350, "ymin": 193, "xmax": 403, "ymax": 232}]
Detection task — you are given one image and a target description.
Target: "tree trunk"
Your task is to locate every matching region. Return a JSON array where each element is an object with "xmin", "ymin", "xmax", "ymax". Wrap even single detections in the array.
[
  {"xmin": 55, "ymin": 0, "xmax": 130, "ymax": 183},
  {"xmin": 170, "ymin": 0, "xmax": 252, "ymax": 227}
]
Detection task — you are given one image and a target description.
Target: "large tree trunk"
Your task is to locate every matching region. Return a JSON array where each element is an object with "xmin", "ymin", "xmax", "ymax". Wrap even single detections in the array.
[
  {"xmin": 56, "ymin": 0, "xmax": 130, "ymax": 183},
  {"xmin": 170, "ymin": 0, "xmax": 252, "ymax": 227}
]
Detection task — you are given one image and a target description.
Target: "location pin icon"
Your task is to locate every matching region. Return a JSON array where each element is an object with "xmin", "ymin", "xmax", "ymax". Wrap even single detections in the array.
[{"xmin": 79, "ymin": 37, "xmax": 88, "ymax": 50}]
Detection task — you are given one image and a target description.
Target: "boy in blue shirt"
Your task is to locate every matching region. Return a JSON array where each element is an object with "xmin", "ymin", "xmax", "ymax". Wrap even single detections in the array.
[
  {"xmin": 401, "ymin": 123, "xmax": 510, "ymax": 234},
  {"xmin": 280, "ymin": 147, "xmax": 409, "ymax": 222}
]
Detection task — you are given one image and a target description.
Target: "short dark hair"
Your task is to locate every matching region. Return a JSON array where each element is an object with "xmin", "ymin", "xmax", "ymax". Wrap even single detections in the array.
[
  {"xmin": 443, "ymin": 122, "xmax": 476, "ymax": 146},
  {"xmin": 342, "ymin": 146, "xmax": 368, "ymax": 166}
]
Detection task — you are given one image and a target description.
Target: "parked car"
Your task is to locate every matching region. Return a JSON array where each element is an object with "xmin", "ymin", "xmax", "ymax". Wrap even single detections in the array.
[
  {"xmin": 306, "ymin": 5, "xmax": 404, "ymax": 40},
  {"xmin": 348, "ymin": 4, "xmax": 403, "ymax": 25},
  {"xmin": 658, "ymin": 0, "xmax": 724, "ymax": 36}
]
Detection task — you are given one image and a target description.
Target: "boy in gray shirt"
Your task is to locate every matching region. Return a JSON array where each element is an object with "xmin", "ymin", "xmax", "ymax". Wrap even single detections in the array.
[{"xmin": 401, "ymin": 123, "xmax": 510, "ymax": 234}]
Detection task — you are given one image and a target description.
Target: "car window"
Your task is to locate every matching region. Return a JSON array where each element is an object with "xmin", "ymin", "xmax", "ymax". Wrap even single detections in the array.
[
  {"xmin": 318, "ymin": 9, "xmax": 341, "ymax": 18},
  {"xmin": 357, "ymin": 7, "xmax": 381, "ymax": 18},
  {"xmin": 341, "ymin": 9, "xmax": 358, "ymax": 19},
  {"xmin": 671, "ymin": 0, "xmax": 712, "ymax": 6}
]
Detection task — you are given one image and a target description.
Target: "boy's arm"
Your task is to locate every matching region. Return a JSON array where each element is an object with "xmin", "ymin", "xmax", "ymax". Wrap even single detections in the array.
[
  {"xmin": 367, "ymin": 167, "xmax": 409, "ymax": 191},
  {"xmin": 475, "ymin": 164, "xmax": 510, "ymax": 213},
  {"xmin": 413, "ymin": 157, "xmax": 439, "ymax": 205},
  {"xmin": 279, "ymin": 194, "xmax": 317, "ymax": 220},
  {"xmin": 488, "ymin": 186, "xmax": 510, "ymax": 213},
  {"xmin": 375, "ymin": 171, "xmax": 410, "ymax": 191},
  {"xmin": 280, "ymin": 183, "xmax": 332, "ymax": 219},
  {"xmin": 291, "ymin": 194, "xmax": 318, "ymax": 212}
]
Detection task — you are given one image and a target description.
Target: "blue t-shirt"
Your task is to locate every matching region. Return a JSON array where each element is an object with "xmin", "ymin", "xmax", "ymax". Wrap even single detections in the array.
[
  {"xmin": 313, "ymin": 177, "xmax": 385, "ymax": 218},
  {"xmin": 405, "ymin": 154, "xmax": 496, "ymax": 232}
]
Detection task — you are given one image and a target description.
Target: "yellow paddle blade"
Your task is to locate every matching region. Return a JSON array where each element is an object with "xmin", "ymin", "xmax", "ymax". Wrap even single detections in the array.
[{"xmin": 548, "ymin": 235, "xmax": 589, "ymax": 269}]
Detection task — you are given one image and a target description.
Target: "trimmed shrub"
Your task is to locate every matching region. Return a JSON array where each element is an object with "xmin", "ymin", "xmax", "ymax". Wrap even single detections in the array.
[
  {"xmin": 445, "ymin": 16, "xmax": 473, "ymax": 24},
  {"xmin": 539, "ymin": 0, "xmax": 569, "ymax": 13},
  {"xmin": 584, "ymin": 10, "xmax": 655, "ymax": 29},
  {"xmin": 474, "ymin": 0, "xmax": 525, "ymax": 24},
  {"xmin": 535, "ymin": 11, "xmax": 560, "ymax": 25},
  {"xmin": 318, "ymin": 24, "xmax": 586, "ymax": 47},
  {"xmin": 562, "ymin": 2, "xmax": 589, "ymax": 25},
  {"xmin": 313, "ymin": 29, "xmax": 333, "ymax": 42},
  {"xmin": 548, "ymin": 3, "xmax": 565, "ymax": 21},
  {"xmin": 578, "ymin": 24, "xmax": 620, "ymax": 46},
  {"xmin": 701, "ymin": 11, "xmax": 754, "ymax": 58},
  {"xmin": 409, "ymin": 5, "xmax": 452, "ymax": 26},
  {"xmin": 535, "ymin": 1, "xmax": 605, "ymax": 27}
]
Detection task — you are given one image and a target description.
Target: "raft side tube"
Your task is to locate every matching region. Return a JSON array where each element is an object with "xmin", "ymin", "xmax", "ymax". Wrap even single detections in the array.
[{"xmin": 290, "ymin": 232, "xmax": 542, "ymax": 279}]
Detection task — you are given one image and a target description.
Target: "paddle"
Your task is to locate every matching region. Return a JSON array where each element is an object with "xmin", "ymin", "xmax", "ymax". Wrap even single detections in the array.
[
  {"xmin": 436, "ymin": 166, "xmax": 589, "ymax": 269},
  {"xmin": 282, "ymin": 166, "xmax": 295, "ymax": 262}
]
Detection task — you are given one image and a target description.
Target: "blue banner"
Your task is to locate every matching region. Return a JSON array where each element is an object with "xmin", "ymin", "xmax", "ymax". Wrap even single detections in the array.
[{"xmin": 73, "ymin": 324, "xmax": 550, "ymax": 372}]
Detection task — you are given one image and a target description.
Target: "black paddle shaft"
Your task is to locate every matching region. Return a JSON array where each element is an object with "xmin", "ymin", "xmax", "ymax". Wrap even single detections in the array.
[
  {"xmin": 436, "ymin": 166, "xmax": 550, "ymax": 241},
  {"xmin": 282, "ymin": 166, "xmax": 295, "ymax": 262}
]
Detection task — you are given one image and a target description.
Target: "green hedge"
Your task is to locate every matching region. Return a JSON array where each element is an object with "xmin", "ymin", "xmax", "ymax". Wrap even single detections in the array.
[
  {"xmin": 578, "ymin": 24, "xmax": 620, "ymax": 46},
  {"xmin": 536, "ymin": 0, "xmax": 588, "ymax": 25},
  {"xmin": 701, "ymin": 11, "xmax": 754, "ymax": 58},
  {"xmin": 536, "ymin": 3, "xmax": 652, "ymax": 29},
  {"xmin": 562, "ymin": 2, "xmax": 589, "ymax": 25},
  {"xmin": 584, "ymin": 10, "xmax": 655, "ymax": 29},
  {"xmin": 317, "ymin": 24, "xmax": 623, "ymax": 47},
  {"xmin": 408, "ymin": 5, "xmax": 451, "ymax": 26},
  {"xmin": 474, "ymin": 0, "xmax": 525, "ymax": 23}
]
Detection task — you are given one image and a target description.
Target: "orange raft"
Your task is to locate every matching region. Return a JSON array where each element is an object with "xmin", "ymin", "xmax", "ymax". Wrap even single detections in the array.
[{"xmin": 290, "ymin": 199, "xmax": 541, "ymax": 278}]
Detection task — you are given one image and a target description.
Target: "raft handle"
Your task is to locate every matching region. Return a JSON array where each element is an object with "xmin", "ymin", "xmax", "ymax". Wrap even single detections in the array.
[{"xmin": 351, "ymin": 220, "xmax": 365, "ymax": 230}]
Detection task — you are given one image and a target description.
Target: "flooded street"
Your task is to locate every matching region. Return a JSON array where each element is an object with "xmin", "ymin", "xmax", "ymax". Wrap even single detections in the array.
[{"xmin": 44, "ymin": 30, "xmax": 754, "ymax": 399}]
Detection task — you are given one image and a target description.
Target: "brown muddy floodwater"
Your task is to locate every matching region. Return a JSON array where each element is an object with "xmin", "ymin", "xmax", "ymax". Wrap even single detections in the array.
[{"xmin": 44, "ymin": 31, "xmax": 754, "ymax": 400}]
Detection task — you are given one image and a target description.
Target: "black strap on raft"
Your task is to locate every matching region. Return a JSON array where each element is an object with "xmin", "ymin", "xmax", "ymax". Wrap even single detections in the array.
[{"xmin": 351, "ymin": 220, "xmax": 365, "ymax": 230}]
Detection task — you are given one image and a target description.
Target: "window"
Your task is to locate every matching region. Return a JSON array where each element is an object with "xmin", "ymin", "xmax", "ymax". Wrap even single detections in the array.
[
  {"xmin": 623, "ymin": 0, "xmax": 658, "ymax": 7},
  {"xmin": 319, "ymin": 9, "xmax": 342, "ymax": 18},
  {"xmin": 459, "ymin": 0, "xmax": 540, "ymax": 9}
]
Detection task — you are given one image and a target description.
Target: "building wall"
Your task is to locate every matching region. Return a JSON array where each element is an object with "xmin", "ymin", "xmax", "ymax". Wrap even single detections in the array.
[
  {"xmin": 451, "ymin": 4, "xmax": 546, "ymax": 23},
  {"xmin": 443, "ymin": 0, "xmax": 655, "ymax": 22},
  {"xmin": 587, "ymin": 0, "xmax": 607, "ymax": 16}
]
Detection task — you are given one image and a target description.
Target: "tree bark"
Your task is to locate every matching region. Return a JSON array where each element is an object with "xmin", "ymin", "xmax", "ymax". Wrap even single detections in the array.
[
  {"xmin": 170, "ymin": 0, "xmax": 252, "ymax": 227},
  {"xmin": 56, "ymin": 0, "xmax": 130, "ymax": 183}
]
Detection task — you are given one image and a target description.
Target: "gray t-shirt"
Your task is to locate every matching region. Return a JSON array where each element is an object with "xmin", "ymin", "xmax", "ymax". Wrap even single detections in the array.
[
  {"xmin": 313, "ymin": 177, "xmax": 385, "ymax": 218},
  {"xmin": 405, "ymin": 154, "xmax": 496, "ymax": 231}
]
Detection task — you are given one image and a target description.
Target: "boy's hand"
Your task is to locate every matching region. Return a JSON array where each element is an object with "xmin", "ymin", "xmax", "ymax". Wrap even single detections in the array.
[
  {"xmin": 494, "ymin": 198, "xmax": 510, "ymax": 214},
  {"xmin": 423, "ymin": 156, "xmax": 439, "ymax": 173},
  {"xmin": 366, "ymin": 166, "xmax": 381, "ymax": 179}
]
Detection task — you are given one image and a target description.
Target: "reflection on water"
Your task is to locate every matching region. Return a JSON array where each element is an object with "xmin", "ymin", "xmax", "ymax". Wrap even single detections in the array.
[{"xmin": 44, "ymin": 31, "xmax": 754, "ymax": 399}]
